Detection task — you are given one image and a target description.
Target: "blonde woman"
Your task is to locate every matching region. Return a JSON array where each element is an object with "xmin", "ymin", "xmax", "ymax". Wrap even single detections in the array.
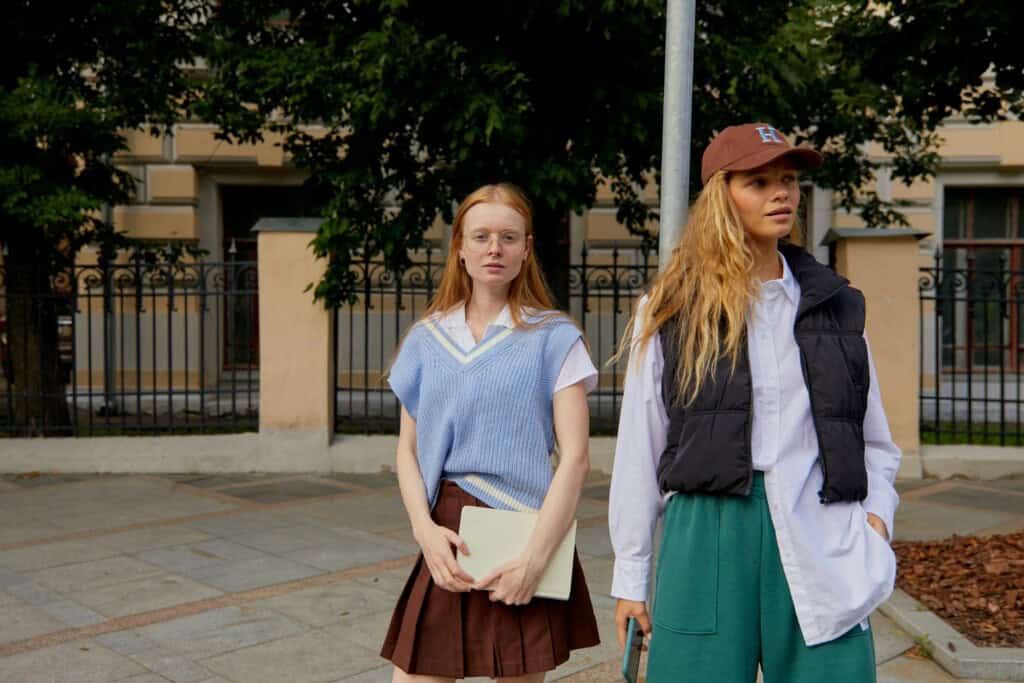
[
  {"xmin": 380, "ymin": 183, "xmax": 600, "ymax": 681},
  {"xmin": 609, "ymin": 124, "xmax": 900, "ymax": 682}
]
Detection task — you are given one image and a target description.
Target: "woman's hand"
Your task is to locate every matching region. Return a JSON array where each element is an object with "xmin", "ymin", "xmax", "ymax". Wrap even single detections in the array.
[
  {"xmin": 866, "ymin": 512, "xmax": 890, "ymax": 542},
  {"xmin": 413, "ymin": 521, "xmax": 475, "ymax": 592},
  {"xmin": 474, "ymin": 555, "xmax": 544, "ymax": 606},
  {"xmin": 615, "ymin": 599, "xmax": 652, "ymax": 652}
]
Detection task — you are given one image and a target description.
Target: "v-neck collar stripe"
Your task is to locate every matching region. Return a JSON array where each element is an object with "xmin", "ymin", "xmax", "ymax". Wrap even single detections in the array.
[{"xmin": 423, "ymin": 319, "xmax": 515, "ymax": 365}]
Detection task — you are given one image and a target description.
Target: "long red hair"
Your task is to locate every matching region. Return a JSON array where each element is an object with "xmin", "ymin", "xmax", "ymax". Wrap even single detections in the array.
[{"xmin": 423, "ymin": 183, "xmax": 564, "ymax": 328}]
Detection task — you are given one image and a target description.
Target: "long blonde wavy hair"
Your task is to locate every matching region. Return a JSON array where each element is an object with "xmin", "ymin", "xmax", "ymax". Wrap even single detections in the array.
[
  {"xmin": 614, "ymin": 171, "xmax": 765, "ymax": 406},
  {"xmin": 423, "ymin": 182, "xmax": 568, "ymax": 329}
]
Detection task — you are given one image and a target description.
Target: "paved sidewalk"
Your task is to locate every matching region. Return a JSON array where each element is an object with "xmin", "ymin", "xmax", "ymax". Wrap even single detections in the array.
[{"xmin": 0, "ymin": 470, "xmax": 1021, "ymax": 682}]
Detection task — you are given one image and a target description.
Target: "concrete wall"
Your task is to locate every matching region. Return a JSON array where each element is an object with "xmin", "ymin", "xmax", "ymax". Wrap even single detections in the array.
[{"xmin": 1, "ymin": 433, "xmax": 1019, "ymax": 480}]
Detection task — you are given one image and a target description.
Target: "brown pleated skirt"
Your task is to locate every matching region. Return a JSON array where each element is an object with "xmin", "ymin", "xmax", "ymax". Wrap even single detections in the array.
[{"xmin": 380, "ymin": 480, "xmax": 601, "ymax": 677}]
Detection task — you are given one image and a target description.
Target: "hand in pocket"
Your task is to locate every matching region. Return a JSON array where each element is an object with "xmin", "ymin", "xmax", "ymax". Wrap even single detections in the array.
[{"xmin": 866, "ymin": 512, "xmax": 889, "ymax": 542}]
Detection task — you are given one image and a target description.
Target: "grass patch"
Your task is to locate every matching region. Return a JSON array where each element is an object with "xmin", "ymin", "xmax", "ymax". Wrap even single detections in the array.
[{"xmin": 921, "ymin": 422, "xmax": 1024, "ymax": 446}]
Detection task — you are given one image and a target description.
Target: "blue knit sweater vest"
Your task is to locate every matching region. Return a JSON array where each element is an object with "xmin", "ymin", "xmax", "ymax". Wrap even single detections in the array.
[{"xmin": 388, "ymin": 313, "xmax": 583, "ymax": 512}]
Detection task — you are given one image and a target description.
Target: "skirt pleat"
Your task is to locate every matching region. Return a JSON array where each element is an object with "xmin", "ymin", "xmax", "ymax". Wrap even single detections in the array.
[{"xmin": 379, "ymin": 480, "xmax": 601, "ymax": 677}]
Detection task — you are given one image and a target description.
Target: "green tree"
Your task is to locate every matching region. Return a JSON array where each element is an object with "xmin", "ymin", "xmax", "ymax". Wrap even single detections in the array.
[
  {"xmin": 2, "ymin": 1, "xmax": 206, "ymax": 433},
  {"xmin": 822, "ymin": 0, "xmax": 1024, "ymax": 220},
  {"xmin": 197, "ymin": 1, "xmax": 666, "ymax": 308},
  {"xmin": 199, "ymin": 0, "xmax": 1024, "ymax": 309}
]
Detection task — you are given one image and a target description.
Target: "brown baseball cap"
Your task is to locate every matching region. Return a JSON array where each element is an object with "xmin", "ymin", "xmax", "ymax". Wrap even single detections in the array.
[{"xmin": 700, "ymin": 123, "xmax": 822, "ymax": 185}]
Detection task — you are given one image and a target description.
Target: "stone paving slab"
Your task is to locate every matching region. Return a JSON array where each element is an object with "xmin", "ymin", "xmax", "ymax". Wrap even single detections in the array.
[
  {"xmin": 0, "ymin": 473, "xmax": 1020, "ymax": 682},
  {"xmin": 200, "ymin": 626, "xmax": 382, "ymax": 683},
  {"xmin": 38, "ymin": 598, "xmax": 107, "ymax": 628},
  {"xmin": 281, "ymin": 493, "xmax": 420, "ymax": 534},
  {"xmin": 0, "ymin": 537, "xmax": 124, "ymax": 572},
  {"xmin": 135, "ymin": 539, "xmax": 270, "ymax": 575},
  {"xmin": 184, "ymin": 511, "xmax": 295, "ymax": 538},
  {"xmin": 578, "ymin": 554, "xmax": 615, "ymax": 607},
  {"xmin": 575, "ymin": 524, "xmax": 616, "ymax": 559},
  {"xmin": 228, "ymin": 524, "xmax": 356, "ymax": 555},
  {"xmin": 29, "ymin": 555, "xmax": 167, "ymax": 595},
  {"xmin": 168, "ymin": 474, "xmax": 273, "ymax": 489},
  {"xmin": 984, "ymin": 479, "xmax": 1024, "ymax": 493},
  {"xmin": 132, "ymin": 606, "xmax": 307, "ymax": 660},
  {"xmin": 282, "ymin": 533, "xmax": 416, "ymax": 573},
  {"xmin": 7, "ymin": 578, "xmax": 67, "ymax": 606},
  {"xmin": 64, "ymin": 572, "xmax": 223, "ymax": 619},
  {"xmin": 0, "ymin": 473, "xmax": 104, "ymax": 488},
  {"xmin": 350, "ymin": 565, "xmax": 416, "ymax": 596},
  {"xmin": 921, "ymin": 485, "xmax": 1024, "ymax": 515},
  {"xmin": 873, "ymin": 612, "xmax": 919, "ymax": 665},
  {"xmin": 217, "ymin": 479, "xmax": 350, "ymax": 504},
  {"xmin": 1, "ymin": 639, "xmax": 147, "ymax": 682},
  {"xmin": 185, "ymin": 555, "xmax": 323, "ymax": 593},
  {"xmin": 252, "ymin": 580, "xmax": 395, "ymax": 628},
  {"xmin": 129, "ymin": 646, "xmax": 217, "ymax": 683},
  {"xmin": 0, "ymin": 598, "xmax": 70, "ymax": 643},
  {"xmin": 894, "ymin": 500, "xmax": 1015, "ymax": 541},
  {"xmin": 332, "ymin": 665, "xmax": 392, "ymax": 683},
  {"xmin": 95, "ymin": 526, "xmax": 215, "ymax": 554},
  {"xmin": 323, "ymin": 472, "xmax": 399, "ymax": 489}
]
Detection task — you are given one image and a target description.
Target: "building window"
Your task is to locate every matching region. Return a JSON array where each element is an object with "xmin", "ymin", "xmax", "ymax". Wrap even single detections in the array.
[{"xmin": 941, "ymin": 188, "xmax": 1024, "ymax": 371}]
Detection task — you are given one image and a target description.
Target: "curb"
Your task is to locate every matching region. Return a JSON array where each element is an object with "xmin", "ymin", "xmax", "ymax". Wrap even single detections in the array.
[
  {"xmin": 920, "ymin": 445, "xmax": 1024, "ymax": 480},
  {"xmin": 878, "ymin": 589, "xmax": 1024, "ymax": 681}
]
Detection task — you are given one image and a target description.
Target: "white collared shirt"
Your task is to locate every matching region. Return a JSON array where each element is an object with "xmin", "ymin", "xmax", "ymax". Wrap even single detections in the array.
[
  {"xmin": 437, "ymin": 304, "xmax": 598, "ymax": 394},
  {"xmin": 608, "ymin": 253, "xmax": 900, "ymax": 645}
]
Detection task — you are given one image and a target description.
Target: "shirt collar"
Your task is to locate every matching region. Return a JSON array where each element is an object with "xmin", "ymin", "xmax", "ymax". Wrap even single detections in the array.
[
  {"xmin": 760, "ymin": 251, "xmax": 800, "ymax": 306},
  {"xmin": 439, "ymin": 303, "xmax": 515, "ymax": 331}
]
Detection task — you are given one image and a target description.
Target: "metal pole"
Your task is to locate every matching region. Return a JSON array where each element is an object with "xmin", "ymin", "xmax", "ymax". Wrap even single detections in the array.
[
  {"xmin": 101, "ymin": 253, "xmax": 119, "ymax": 416},
  {"xmin": 658, "ymin": 0, "xmax": 696, "ymax": 271}
]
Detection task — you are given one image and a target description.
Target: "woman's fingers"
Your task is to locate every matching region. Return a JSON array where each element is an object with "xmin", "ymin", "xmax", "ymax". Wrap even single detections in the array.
[
  {"xmin": 635, "ymin": 609, "xmax": 653, "ymax": 649},
  {"xmin": 474, "ymin": 559, "xmax": 513, "ymax": 590},
  {"xmin": 614, "ymin": 599, "xmax": 651, "ymax": 651},
  {"xmin": 445, "ymin": 554, "xmax": 475, "ymax": 585},
  {"xmin": 441, "ymin": 528, "xmax": 471, "ymax": 556}
]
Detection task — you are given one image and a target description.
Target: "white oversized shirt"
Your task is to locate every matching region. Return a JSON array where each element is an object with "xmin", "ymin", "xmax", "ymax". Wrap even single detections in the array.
[
  {"xmin": 437, "ymin": 304, "xmax": 598, "ymax": 394},
  {"xmin": 608, "ymin": 252, "xmax": 900, "ymax": 646}
]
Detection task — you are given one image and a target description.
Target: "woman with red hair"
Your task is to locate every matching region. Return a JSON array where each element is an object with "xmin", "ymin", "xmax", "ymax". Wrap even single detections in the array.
[{"xmin": 380, "ymin": 183, "xmax": 601, "ymax": 682}]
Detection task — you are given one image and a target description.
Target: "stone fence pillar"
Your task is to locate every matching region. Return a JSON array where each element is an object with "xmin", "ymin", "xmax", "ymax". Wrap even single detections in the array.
[
  {"xmin": 254, "ymin": 217, "xmax": 333, "ymax": 445},
  {"xmin": 823, "ymin": 228, "xmax": 930, "ymax": 476}
]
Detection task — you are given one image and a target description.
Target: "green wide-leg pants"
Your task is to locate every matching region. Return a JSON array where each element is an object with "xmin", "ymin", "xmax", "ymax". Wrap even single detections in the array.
[{"xmin": 646, "ymin": 473, "xmax": 876, "ymax": 683}]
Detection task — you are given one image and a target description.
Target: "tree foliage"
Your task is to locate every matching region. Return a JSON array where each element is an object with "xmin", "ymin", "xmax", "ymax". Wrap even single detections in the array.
[
  {"xmin": 2, "ymin": 1, "xmax": 207, "ymax": 432},
  {"xmin": 197, "ymin": 0, "xmax": 1024, "ymax": 308},
  {"xmin": 3, "ymin": 1, "xmax": 208, "ymax": 267},
  {"xmin": 5, "ymin": 0, "xmax": 1024, "ymax": 433}
]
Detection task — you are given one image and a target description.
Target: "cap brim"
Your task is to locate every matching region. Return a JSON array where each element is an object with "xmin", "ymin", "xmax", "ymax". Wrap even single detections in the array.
[{"xmin": 722, "ymin": 147, "xmax": 823, "ymax": 176}]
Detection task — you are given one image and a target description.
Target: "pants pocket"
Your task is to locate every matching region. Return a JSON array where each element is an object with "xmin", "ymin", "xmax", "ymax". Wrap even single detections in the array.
[{"xmin": 652, "ymin": 494, "xmax": 720, "ymax": 635}]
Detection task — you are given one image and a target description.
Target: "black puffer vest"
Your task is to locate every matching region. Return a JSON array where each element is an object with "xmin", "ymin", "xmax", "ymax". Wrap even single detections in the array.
[{"xmin": 658, "ymin": 243, "xmax": 870, "ymax": 504}]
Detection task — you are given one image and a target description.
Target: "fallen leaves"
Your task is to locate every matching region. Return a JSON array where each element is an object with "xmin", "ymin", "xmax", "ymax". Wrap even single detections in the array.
[{"xmin": 894, "ymin": 531, "xmax": 1024, "ymax": 647}]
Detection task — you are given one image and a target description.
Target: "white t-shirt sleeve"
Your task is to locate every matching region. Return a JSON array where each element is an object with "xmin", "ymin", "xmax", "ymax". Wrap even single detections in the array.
[{"xmin": 553, "ymin": 338, "xmax": 599, "ymax": 394}]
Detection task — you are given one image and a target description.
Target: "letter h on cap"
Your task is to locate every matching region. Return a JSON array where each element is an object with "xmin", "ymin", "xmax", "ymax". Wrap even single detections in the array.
[{"xmin": 756, "ymin": 126, "xmax": 783, "ymax": 144}]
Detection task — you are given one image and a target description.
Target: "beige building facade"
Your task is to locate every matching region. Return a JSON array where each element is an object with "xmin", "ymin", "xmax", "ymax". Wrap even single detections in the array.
[{"xmin": 82, "ymin": 116, "xmax": 1024, "ymax": 448}]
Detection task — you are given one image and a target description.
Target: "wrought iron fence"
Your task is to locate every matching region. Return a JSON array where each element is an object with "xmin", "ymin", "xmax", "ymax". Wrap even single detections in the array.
[
  {"xmin": 333, "ymin": 244, "xmax": 656, "ymax": 434},
  {"xmin": 0, "ymin": 258, "xmax": 259, "ymax": 436},
  {"xmin": 919, "ymin": 252, "xmax": 1024, "ymax": 445}
]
